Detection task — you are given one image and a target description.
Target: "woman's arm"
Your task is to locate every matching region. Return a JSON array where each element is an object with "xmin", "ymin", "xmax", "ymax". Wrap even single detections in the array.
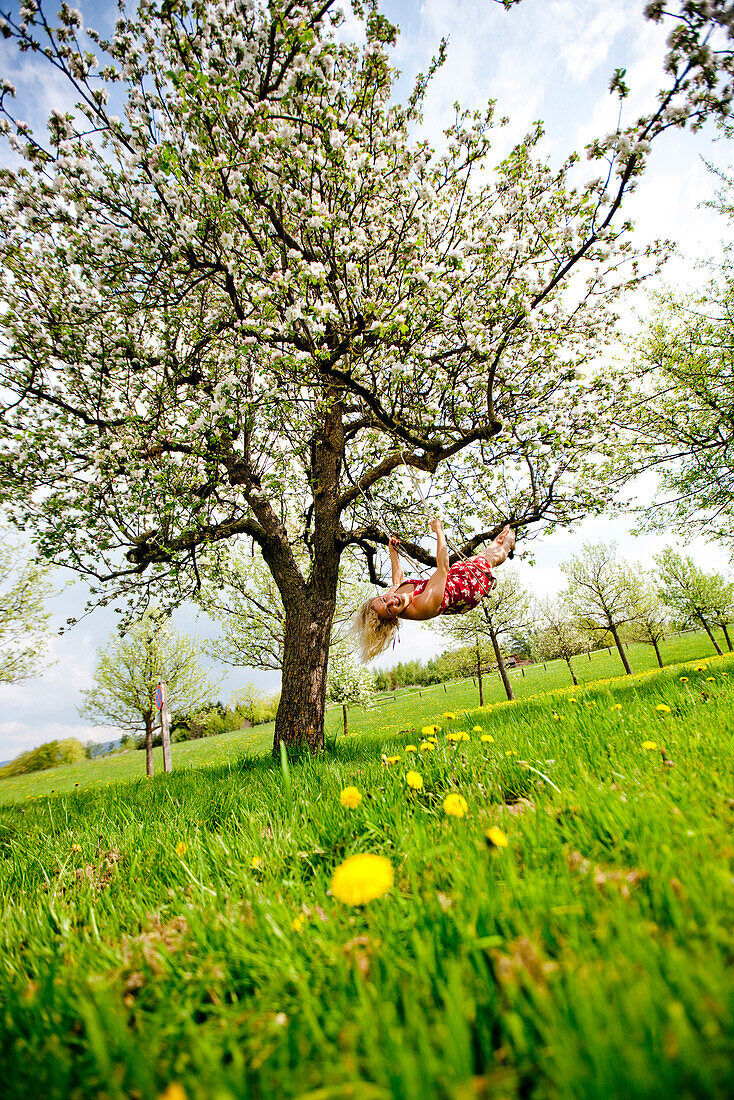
[
  {"xmin": 388, "ymin": 536, "xmax": 405, "ymax": 587},
  {"xmin": 401, "ymin": 518, "xmax": 449, "ymax": 620}
]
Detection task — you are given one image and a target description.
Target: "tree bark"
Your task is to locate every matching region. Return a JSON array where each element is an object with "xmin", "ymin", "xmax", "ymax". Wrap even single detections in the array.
[
  {"xmin": 274, "ymin": 595, "xmax": 335, "ymax": 756},
  {"xmin": 476, "ymin": 645, "xmax": 484, "ymax": 707},
  {"xmin": 260, "ymin": 392, "xmax": 344, "ymax": 757},
  {"xmin": 697, "ymin": 612, "xmax": 723, "ymax": 655},
  {"xmin": 565, "ymin": 657, "xmax": 578, "ymax": 685},
  {"xmin": 718, "ymin": 621, "xmax": 733, "ymax": 651},
  {"xmin": 489, "ymin": 626, "xmax": 514, "ymax": 701},
  {"xmin": 608, "ymin": 623, "xmax": 632, "ymax": 675},
  {"xmin": 144, "ymin": 711, "xmax": 154, "ymax": 776},
  {"xmin": 652, "ymin": 639, "xmax": 664, "ymax": 668}
]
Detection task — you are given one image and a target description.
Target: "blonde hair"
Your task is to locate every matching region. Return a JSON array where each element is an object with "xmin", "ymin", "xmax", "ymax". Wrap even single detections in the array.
[{"xmin": 352, "ymin": 596, "xmax": 399, "ymax": 663}]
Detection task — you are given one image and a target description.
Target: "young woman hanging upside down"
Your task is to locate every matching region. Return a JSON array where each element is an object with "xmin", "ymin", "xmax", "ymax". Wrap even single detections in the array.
[{"xmin": 353, "ymin": 518, "xmax": 516, "ymax": 662}]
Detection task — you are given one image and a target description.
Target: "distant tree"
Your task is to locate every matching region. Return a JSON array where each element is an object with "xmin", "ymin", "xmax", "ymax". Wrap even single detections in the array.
[
  {"xmin": 626, "ymin": 575, "xmax": 670, "ymax": 668},
  {"xmin": 0, "ymin": 534, "xmax": 52, "ymax": 684},
  {"xmin": 198, "ymin": 544, "xmax": 371, "ymax": 674},
  {"xmin": 79, "ymin": 610, "xmax": 217, "ymax": 776},
  {"xmin": 230, "ymin": 684, "xmax": 281, "ymax": 726},
  {"xmin": 711, "ymin": 584, "xmax": 734, "ymax": 652},
  {"xmin": 0, "ymin": 737, "xmax": 84, "ymax": 778},
  {"xmin": 610, "ymin": 167, "xmax": 734, "ymax": 545},
  {"xmin": 531, "ymin": 598, "xmax": 591, "ymax": 686},
  {"xmin": 438, "ymin": 618, "xmax": 487, "ymax": 705},
  {"xmin": 327, "ymin": 649, "xmax": 374, "ymax": 738},
  {"xmin": 656, "ymin": 549, "xmax": 732, "ymax": 654},
  {"xmin": 562, "ymin": 543, "xmax": 637, "ymax": 675},
  {"xmin": 439, "ymin": 570, "xmax": 531, "ymax": 701}
]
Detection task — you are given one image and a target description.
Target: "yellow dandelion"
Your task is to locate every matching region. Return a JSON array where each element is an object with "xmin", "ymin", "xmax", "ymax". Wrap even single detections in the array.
[
  {"xmin": 641, "ymin": 740, "xmax": 657, "ymax": 750},
  {"xmin": 655, "ymin": 704, "xmax": 672, "ymax": 714},
  {"xmin": 505, "ymin": 750, "xmax": 516, "ymax": 757},
  {"xmin": 706, "ymin": 676, "xmax": 715, "ymax": 682},
  {"xmin": 569, "ymin": 697, "xmax": 577, "ymax": 703},
  {"xmin": 330, "ymin": 853, "xmax": 394, "ymax": 906},
  {"xmin": 382, "ymin": 755, "xmax": 401, "ymax": 765},
  {"xmin": 456, "ymin": 731, "xmax": 470, "ymax": 741},
  {"xmin": 406, "ymin": 770, "xmax": 423, "ymax": 790},
  {"xmin": 442, "ymin": 712, "xmax": 456, "ymax": 720},
  {"xmin": 481, "ymin": 734, "xmax": 494, "ymax": 744},
  {"xmin": 340, "ymin": 786, "xmax": 362, "ymax": 809},
  {"xmin": 443, "ymin": 793, "xmax": 469, "ymax": 817},
  {"xmin": 292, "ymin": 915, "xmax": 305, "ymax": 932},
  {"xmin": 679, "ymin": 676, "xmax": 689, "ymax": 683},
  {"xmin": 695, "ymin": 665, "xmax": 706, "ymax": 672},
  {"xmin": 485, "ymin": 826, "xmax": 509, "ymax": 848},
  {"xmin": 251, "ymin": 856, "xmax": 263, "ymax": 870},
  {"xmin": 610, "ymin": 704, "xmax": 622, "ymax": 711},
  {"xmin": 419, "ymin": 741, "xmax": 435, "ymax": 752},
  {"xmin": 158, "ymin": 1085, "xmax": 187, "ymax": 1100},
  {"xmin": 472, "ymin": 725, "xmax": 483, "ymax": 733},
  {"xmin": 71, "ymin": 843, "xmax": 81, "ymax": 854},
  {"xmin": 405, "ymin": 745, "xmax": 417, "ymax": 753},
  {"xmin": 174, "ymin": 841, "xmax": 187, "ymax": 858}
]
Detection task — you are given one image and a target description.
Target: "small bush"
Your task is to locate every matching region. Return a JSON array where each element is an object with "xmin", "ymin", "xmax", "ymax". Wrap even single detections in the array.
[{"xmin": 0, "ymin": 737, "xmax": 85, "ymax": 778}]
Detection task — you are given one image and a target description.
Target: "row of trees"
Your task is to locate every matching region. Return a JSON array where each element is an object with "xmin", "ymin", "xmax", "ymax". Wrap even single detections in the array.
[
  {"xmin": 1, "ymin": 0, "xmax": 733, "ymax": 753},
  {"xmin": 438, "ymin": 543, "xmax": 734, "ymax": 700},
  {"xmin": 79, "ymin": 541, "xmax": 734, "ymax": 761},
  {"xmin": 1, "ymin": 536, "xmax": 729, "ymax": 777}
]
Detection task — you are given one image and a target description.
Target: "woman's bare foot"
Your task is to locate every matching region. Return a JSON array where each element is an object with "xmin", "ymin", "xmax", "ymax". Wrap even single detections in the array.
[{"xmin": 481, "ymin": 525, "xmax": 515, "ymax": 567}]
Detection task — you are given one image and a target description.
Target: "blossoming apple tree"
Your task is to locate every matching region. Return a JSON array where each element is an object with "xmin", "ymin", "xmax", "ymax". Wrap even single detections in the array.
[{"xmin": 0, "ymin": 0, "xmax": 729, "ymax": 752}]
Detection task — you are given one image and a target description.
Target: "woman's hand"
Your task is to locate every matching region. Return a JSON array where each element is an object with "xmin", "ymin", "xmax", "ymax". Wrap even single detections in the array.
[
  {"xmin": 388, "ymin": 536, "xmax": 401, "ymax": 550},
  {"xmin": 429, "ymin": 517, "xmax": 443, "ymax": 534}
]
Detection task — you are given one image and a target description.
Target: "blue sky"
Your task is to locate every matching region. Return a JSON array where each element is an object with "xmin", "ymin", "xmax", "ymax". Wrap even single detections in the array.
[{"xmin": 0, "ymin": 0, "xmax": 732, "ymax": 756}]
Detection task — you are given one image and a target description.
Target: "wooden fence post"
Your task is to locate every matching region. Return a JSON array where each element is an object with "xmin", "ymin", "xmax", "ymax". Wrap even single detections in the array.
[{"xmin": 157, "ymin": 681, "xmax": 172, "ymax": 774}]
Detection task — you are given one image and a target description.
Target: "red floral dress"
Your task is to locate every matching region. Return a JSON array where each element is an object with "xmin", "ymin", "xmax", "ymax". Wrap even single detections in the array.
[{"xmin": 407, "ymin": 556, "xmax": 496, "ymax": 615}]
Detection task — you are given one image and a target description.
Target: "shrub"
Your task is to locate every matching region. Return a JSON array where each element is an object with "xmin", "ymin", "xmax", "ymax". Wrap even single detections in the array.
[{"xmin": 0, "ymin": 737, "xmax": 85, "ymax": 778}]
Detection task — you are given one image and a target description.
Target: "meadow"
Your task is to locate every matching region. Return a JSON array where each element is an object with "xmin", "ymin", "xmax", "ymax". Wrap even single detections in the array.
[
  {"xmin": 0, "ymin": 640, "xmax": 732, "ymax": 1098},
  {"xmin": 0, "ymin": 628, "xmax": 726, "ymax": 806}
]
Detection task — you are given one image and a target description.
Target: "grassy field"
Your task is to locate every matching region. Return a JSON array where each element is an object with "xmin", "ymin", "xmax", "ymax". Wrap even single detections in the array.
[
  {"xmin": 0, "ymin": 646, "xmax": 732, "ymax": 1098},
  {"xmin": 0, "ymin": 628, "xmax": 728, "ymax": 805}
]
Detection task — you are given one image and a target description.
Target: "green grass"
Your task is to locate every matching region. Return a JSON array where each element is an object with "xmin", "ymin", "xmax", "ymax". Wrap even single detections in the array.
[
  {"xmin": 0, "ymin": 629, "xmax": 727, "ymax": 806},
  {"xmin": 0, "ymin": 649, "xmax": 733, "ymax": 1099}
]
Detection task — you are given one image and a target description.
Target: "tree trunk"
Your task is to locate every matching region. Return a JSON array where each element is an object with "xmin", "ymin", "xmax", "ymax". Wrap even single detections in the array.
[
  {"xmin": 342, "ymin": 703, "xmax": 348, "ymax": 738},
  {"xmin": 719, "ymin": 620, "xmax": 733, "ymax": 652},
  {"xmin": 274, "ymin": 596, "xmax": 335, "ymax": 755},
  {"xmin": 144, "ymin": 711, "xmax": 154, "ymax": 776},
  {"xmin": 489, "ymin": 626, "xmax": 514, "ymax": 701},
  {"xmin": 652, "ymin": 639, "xmax": 664, "ymax": 668},
  {"xmin": 608, "ymin": 623, "xmax": 632, "ymax": 675},
  {"xmin": 697, "ymin": 612, "xmax": 723, "ymax": 655},
  {"xmin": 565, "ymin": 657, "xmax": 578, "ymax": 685},
  {"xmin": 476, "ymin": 645, "xmax": 484, "ymax": 707}
]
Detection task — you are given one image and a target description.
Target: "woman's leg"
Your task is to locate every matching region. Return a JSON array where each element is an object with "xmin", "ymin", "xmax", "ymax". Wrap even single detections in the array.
[{"xmin": 477, "ymin": 525, "xmax": 515, "ymax": 568}]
